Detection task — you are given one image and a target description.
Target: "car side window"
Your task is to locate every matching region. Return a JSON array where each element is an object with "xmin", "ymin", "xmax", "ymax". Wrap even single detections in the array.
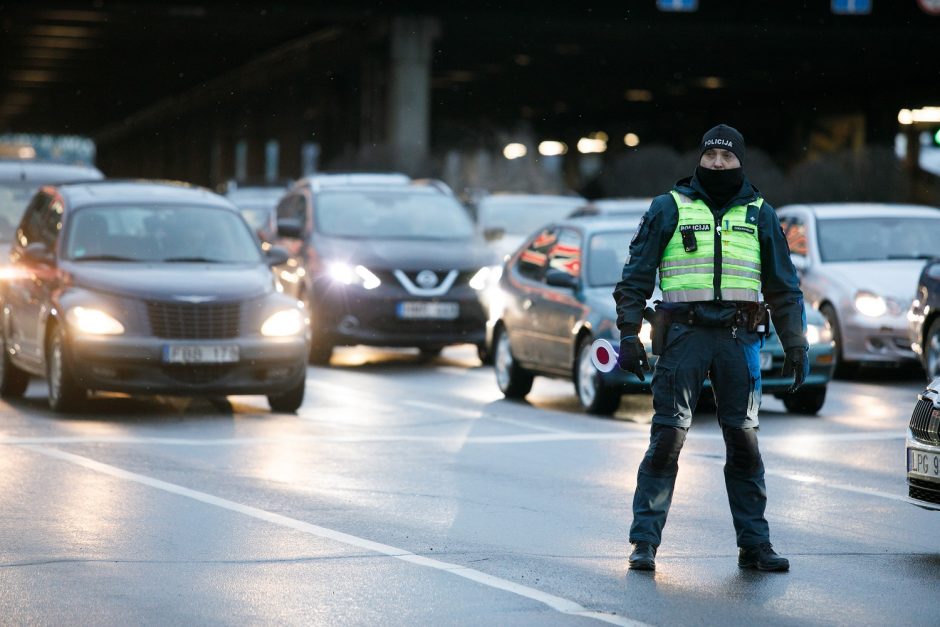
[
  {"xmin": 517, "ymin": 228, "xmax": 556, "ymax": 282},
  {"xmin": 547, "ymin": 228, "xmax": 581, "ymax": 278},
  {"xmin": 17, "ymin": 192, "xmax": 52, "ymax": 249},
  {"xmin": 37, "ymin": 195, "xmax": 65, "ymax": 249},
  {"xmin": 277, "ymin": 194, "xmax": 306, "ymax": 225},
  {"xmin": 784, "ymin": 216, "xmax": 808, "ymax": 257}
]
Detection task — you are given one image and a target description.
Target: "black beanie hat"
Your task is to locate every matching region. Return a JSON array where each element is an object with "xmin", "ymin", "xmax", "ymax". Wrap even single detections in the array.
[{"xmin": 700, "ymin": 124, "xmax": 745, "ymax": 164}]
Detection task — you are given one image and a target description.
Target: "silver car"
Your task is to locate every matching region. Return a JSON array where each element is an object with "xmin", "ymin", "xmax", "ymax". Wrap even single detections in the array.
[
  {"xmin": 906, "ymin": 377, "xmax": 940, "ymax": 511},
  {"xmin": 777, "ymin": 203, "xmax": 940, "ymax": 374}
]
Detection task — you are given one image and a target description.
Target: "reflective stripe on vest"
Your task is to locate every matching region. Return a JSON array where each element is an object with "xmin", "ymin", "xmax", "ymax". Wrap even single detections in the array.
[{"xmin": 660, "ymin": 191, "xmax": 763, "ymax": 303}]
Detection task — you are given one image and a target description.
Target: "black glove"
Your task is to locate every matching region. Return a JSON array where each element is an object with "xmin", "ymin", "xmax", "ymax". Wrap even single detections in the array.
[
  {"xmin": 781, "ymin": 346, "xmax": 809, "ymax": 393},
  {"xmin": 617, "ymin": 335, "xmax": 651, "ymax": 381}
]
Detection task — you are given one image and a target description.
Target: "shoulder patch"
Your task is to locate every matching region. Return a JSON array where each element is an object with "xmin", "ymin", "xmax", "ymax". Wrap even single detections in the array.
[{"xmin": 630, "ymin": 215, "xmax": 646, "ymax": 244}]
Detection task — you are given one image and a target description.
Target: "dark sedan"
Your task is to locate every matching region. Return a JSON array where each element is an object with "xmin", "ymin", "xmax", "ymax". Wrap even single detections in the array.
[
  {"xmin": 909, "ymin": 259, "xmax": 940, "ymax": 381},
  {"xmin": 0, "ymin": 181, "xmax": 308, "ymax": 412}
]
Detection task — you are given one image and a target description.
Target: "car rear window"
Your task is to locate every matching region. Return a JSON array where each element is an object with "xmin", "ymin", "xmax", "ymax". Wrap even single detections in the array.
[
  {"xmin": 817, "ymin": 217, "xmax": 940, "ymax": 262},
  {"xmin": 316, "ymin": 190, "xmax": 475, "ymax": 239},
  {"xmin": 587, "ymin": 230, "xmax": 632, "ymax": 286}
]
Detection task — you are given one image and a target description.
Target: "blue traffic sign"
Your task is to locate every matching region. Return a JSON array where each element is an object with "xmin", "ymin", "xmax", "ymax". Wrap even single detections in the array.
[
  {"xmin": 831, "ymin": 0, "xmax": 872, "ymax": 14},
  {"xmin": 656, "ymin": 0, "xmax": 698, "ymax": 12}
]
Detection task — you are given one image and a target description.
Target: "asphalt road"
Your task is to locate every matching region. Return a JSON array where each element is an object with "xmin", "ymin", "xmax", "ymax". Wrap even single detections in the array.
[{"xmin": 0, "ymin": 345, "xmax": 936, "ymax": 626}]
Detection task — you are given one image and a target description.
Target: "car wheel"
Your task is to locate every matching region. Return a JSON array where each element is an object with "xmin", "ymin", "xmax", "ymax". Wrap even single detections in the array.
[
  {"xmin": 419, "ymin": 346, "xmax": 443, "ymax": 359},
  {"xmin": 574, "ymin": 337, "xmax": 621, "ymax": 415},
  {"xmin": 477, "ymin": 342, "xmax": 493, "ymax": 366},
  {"xmin": 820, "ymin": 304, "xmax": 856, "ymax": 378},
  {"xmin": 782, "ymin": 385, "xmax": 826, "ymax": 415},
  {"xmin": 0, "ymin": 323, "xmax": 29, "ymax": 398},
  {"xmin": 268, "ymin": 377, "xmax": 305, "ymax": 413},
  {"xmin": 308, "ymin": 335, "xmax": 333, "ymax": 365},
  {"xmin": 493, "ymin": 326, "xmax": 533, "ymax": 399},
  {"xmin": 46, "ymin": 323, "xmax": 86, "ymax": 413},
  {"xmin": 924, "ymin": 318, "xmax": 940, "ymax": 382}
]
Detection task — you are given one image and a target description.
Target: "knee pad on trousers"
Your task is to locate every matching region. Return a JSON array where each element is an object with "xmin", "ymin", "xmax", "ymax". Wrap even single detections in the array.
[
  {"xmin": 722, "ymin": 425, "xmax": 763, "ymax": 476},
  {"xmin": 640, "ymin": 424, "xmax": 688, "ymax": 476}
]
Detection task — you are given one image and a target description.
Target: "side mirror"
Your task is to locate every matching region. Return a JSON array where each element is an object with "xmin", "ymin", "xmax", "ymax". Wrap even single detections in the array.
[
  {"xmin": 22, "ymin": 242, "xmax": 53, "ymax": 265},
  {"xmin": 277, "ymin": 218, "xmax": 304, "ymax": 240},
  {"xmin": 790, "ymin": 254, "xmax": 808, "ymax": 272},
  {"xmin": 265, "ymin": 245, "xmax": 290, "ymax": 267},
  {"xmin": 483, "ymin": 227, "xmax": 505, "ymax": 241},
  {"xmin": 545, "ymin": 268, "xmax": 578, "ymax": 289}
]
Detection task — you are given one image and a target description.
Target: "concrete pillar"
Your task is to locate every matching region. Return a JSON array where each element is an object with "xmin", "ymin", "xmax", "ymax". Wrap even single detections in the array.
[{"xmin": 386, "ymin": 16, "xmax": 439, "ymax": 174}]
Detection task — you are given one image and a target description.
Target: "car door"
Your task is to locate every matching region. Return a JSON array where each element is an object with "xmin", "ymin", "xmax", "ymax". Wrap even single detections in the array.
[
  {"xmin": 538, "ymin": 227, "xmax": 586, "ymax": 372},
  {"xmin": 504, "ymin": 227, "xmax": 556, "ymax": 366}
]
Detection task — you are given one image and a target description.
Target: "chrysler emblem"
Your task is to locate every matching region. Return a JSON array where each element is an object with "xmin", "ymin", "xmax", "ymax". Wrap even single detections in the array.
[
  {"xmin": 415, "ymin": 270, "xmax": 438, "ymax": 288},
  {"xmin": 175, "ymin": 295, "xmax": 215, "ymax": 303}
]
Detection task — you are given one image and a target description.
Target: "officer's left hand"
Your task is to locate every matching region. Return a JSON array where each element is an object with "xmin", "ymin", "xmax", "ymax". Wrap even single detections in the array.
[{"xmin": 781, "ymin": 346, "xmax": 809, "ymax": 393}]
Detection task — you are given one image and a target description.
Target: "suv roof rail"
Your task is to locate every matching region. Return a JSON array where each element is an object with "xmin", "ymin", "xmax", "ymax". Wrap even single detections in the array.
[{"xmin": 296, "ymin": 172, "xmax": 411, "ymax": 192}]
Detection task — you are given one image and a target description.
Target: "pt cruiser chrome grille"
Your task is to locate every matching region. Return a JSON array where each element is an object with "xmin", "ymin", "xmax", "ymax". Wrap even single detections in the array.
[
  {"xmin": 909, "ymin": 389, "xmax": 940, "ymax": 445},
  {"xmin": 147, "ymin": 301, "xmax": 241, "ymax": 339}
]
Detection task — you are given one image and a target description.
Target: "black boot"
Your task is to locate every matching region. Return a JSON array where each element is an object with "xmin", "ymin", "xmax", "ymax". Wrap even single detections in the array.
[
  {"xmin": 738, "ymin": 542, "xmax": 789, "ymax": 572},
  {"xmin": 628, "ymin": 542, "xmax": 657, "ymax": 571}
]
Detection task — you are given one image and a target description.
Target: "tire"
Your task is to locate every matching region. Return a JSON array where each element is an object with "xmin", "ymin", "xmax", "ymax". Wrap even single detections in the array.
[
  {"xmin": 574, "ymin": 337, "xmax": 621, "ymax": 415},
  {"xmin": 782, "ymin": 385, "xmax": 826, "ymax": 415},
  {"xmin": 820, "ymin": 304, "xmax": 856, "ymax": 378},
  {"xmin": 308, "ymin": 336, "xmax": 333, "ymax": 365},
  {"xmin": 923, "ymin": 317, "xmax": 940, "ymax": 382},
  {"xmin": 0, "ymin": 323, "xmax": 28, "ymax": 398},
  {"xmin": 493, "ymin": 326, "xmax": 533, "ymax": 399},
  {"xmin": 477, "ymin": 343, "xmax": 493, "ymax": 365},
  {"xmin": 419, "ymin": 346, "xmax": 444, "ymax": 359},
  {"xmin": 268, "ymin": 377, "xmax": 305, "ymax": 413},
  {"xmin": 46, "ymin": 323, "xmax": 86, "ymax": 413}
]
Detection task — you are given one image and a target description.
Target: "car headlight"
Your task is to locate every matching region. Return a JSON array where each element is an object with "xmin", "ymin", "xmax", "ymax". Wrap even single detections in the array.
[
  {"xmin": 66, "ymin": 306, "xmax": 125, "ymax": 335},
  {"xmin": 854, "ymin": 291, "xmax": 887, "ymax": 317},
  {"xmin": 469, "ymin": 265, "xmax": 503, "ymax": 291},
  {"xmin": 327, "ymin": 262, "xmax": 381, "ymax": 290},
  {"xmin": 261, "ymin": 308, "xmax": 305, "ymax": 337},
  {"xmin": 806, "ymin": 323, "xmax": 832, "ymax": 345}
]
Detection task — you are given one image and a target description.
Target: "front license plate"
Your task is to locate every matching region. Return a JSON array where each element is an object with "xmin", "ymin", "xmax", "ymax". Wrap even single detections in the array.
[
  {"xmin": 908, "ymin": 448, "xmax": 940, "ymax": 480},
  {"xmin": 396, "ymin": 301, "xmax": 459, "ymax": 320},
  {"xmin": 759, "ymin": 351, "xmax": 773, "ymax": 371},
  {"xmin": 163, "ymin": 345, "xmax": 240, "ymax": 364}
]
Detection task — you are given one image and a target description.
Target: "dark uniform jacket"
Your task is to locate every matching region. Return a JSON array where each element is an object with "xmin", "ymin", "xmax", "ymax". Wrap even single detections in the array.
[{"xmin": 613, "ymin": 172, "xmax": 808, "ymax": 352}]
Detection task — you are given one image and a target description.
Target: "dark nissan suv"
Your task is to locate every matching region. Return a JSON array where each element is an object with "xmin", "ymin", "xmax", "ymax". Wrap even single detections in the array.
[{"xmin": 275, "ymin": 174, "xmax": 498, "ymax": 364}]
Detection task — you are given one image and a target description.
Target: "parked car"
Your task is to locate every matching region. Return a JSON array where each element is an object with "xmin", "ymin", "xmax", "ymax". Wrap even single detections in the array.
[
  {"xmin": 567, "ymin": 197, "xmax": 651, "ymax": 225},
  {"xmin": 0, "ymin": 180, "xmax": 308, "ymax": 413},
  {"xmin": 906, "ymin": 377, "xmax": 940, "ymax": 511},
  {"xmin": 908, "ymin": 259, "xmax": 940, "ymax": 381},
  {"xmin": 777, "ymin": 203, "xmax": 940, "ymax": 375},
  {"xmin": 487, "ymin": 216, "xmax": 836, "ymax": 415},
  {"xmin": 274, "ymin": 173, "xmax": 497, "ymax": 364},
  {"xmin": 0, "ymin": 160, "xmax": 103, "ymax": 261},
  {"xmin": 224, "ymin": 184, "xmax": 287, "ymax": 242},
  {"xmin": 472, "ymin": 193, "xmax": 586, "ymax": 261}
]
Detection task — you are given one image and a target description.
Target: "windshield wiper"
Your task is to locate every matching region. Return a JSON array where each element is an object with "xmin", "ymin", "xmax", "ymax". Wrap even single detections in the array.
[
  {"xmin": 162, "ymin": 256, "xmax": 225, "ymax": 263},
  {"xmin": 74, "ymin": 254, "xmax": 138, "ymax": 262}
]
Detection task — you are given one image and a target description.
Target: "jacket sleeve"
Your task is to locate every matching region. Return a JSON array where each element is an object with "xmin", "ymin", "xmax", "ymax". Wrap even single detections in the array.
[
  {"xmin": 758, "ymin": 201, "xmax": 808, "ymax": 351},
  {"xmin": 613, "ymin": 195, "xmax": 675, "ymax": 334}
]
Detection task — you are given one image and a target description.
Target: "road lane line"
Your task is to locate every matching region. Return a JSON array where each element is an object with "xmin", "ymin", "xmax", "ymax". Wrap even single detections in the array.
[
  {"xmin": 22, "ymin": 444, "xmax": 646, "ymax": 627},
  {"xmin": 404, "ymin": 400, "xmax": 569, "ymax": 434}
]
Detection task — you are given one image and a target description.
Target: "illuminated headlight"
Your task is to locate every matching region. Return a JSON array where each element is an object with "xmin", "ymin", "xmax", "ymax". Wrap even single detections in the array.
[
  {"xmin": 261, "ymin": 308, "xmax": 305, "ymax": 337},
  {"xmin": 469, "ymin": 265, "xmax": 503, "ymax": 291},
  {"xmin": 806, "ymin": 323, "xmax": 832, "ymax": 345},
  {"xmin": 66, "ymin": 306, "xmax": 125, "ymax": 335},
  {"xmin": 327, "ymin": 262, "xmax": 381, "ymax": 290},
  {"xmin": 638, "ymin": 320, "xmax": 652, "ymax": 345},
  {"xmin": 854, "ymin": 291, "xmax": 887, "ymax": 317}
]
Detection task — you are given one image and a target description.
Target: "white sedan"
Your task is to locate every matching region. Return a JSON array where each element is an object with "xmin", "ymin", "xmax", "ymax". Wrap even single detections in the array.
[{"xmin": 777, "ymin": 203, "xmax": 940, "ymax": 375}]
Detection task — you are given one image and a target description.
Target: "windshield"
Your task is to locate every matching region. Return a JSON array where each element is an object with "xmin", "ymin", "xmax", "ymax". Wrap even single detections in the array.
[
  {"xmin": 64, "ymin": 204, "xmax": 263, "ymax": 263},
  {"xmin": 587, "ymin": 230, "xmax": 632, "ymax": 286},
  {"xmin": 237, "ymin": 205, "xmax": 274, "ymax": 232},
  {"xmin": 479, "ymin": 197, "xmax": 584, "ymax": 235},
  {"xmin": 0, "ymin": 181, "xmax": 39, "ymax": 243},
  {"xmin": 316, "ymin": 190, "xmax": 475, "ymax": 239},
  {"xmin": 817, "ymin": 217, "xmax": 940, "ymax": 262}
]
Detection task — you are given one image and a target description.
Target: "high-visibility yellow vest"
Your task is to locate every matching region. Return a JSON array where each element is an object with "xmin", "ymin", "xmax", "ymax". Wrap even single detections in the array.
[{"xmin": 659, "ymin": 191, "xmax": 762, "ymax": 303}]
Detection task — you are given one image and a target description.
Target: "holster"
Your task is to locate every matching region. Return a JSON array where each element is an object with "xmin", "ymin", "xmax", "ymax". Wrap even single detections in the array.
[
  {"xmin": 746, "ymin": 302, "xmax": 772, "ymax": 337},
  {"xmin": 644, "ymin": 306, "xmax": 667, "ymax": 356}
]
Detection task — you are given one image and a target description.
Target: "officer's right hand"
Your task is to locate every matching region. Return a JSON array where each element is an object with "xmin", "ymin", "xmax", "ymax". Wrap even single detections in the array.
[{"xmin": 617, "ymin": 336, "xmax": 651, "ymax": 381}]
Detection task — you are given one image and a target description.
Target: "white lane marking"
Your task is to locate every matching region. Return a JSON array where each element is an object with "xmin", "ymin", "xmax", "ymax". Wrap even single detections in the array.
[
  {"xmin": 22, "ymin": 445, "xmax": 645, "ymax": 627},
  {"xmin": 404, "ymin": 400, "xmax": 569, "ymax": 434}
]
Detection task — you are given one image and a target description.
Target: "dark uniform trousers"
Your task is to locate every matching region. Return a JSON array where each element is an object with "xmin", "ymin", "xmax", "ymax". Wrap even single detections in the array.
[{"xmin": 629, "ymin": 320, "xmax": 770, "ymax": 548}]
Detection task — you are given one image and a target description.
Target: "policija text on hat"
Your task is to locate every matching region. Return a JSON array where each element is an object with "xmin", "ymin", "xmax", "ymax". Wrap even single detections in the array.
[{"xmin": 612, "ymin": 124, "xmax": 809, "ymax": 572}]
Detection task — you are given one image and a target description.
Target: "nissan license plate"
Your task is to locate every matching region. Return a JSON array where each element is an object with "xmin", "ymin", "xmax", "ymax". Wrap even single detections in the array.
[
  {"xmin": 164, "ymin": 345, "xmax": 240, "ymax": 364},
  {"xmin": 759, "ymin": 351, "xmax": 773, "ymax": 371},
  {"xmin": 908, "ymin": 447, "xmax": 940, "ymax": 480},
  {"xmin": 397, "ymin": 301, "xmax": 459, "ymax": 320}
]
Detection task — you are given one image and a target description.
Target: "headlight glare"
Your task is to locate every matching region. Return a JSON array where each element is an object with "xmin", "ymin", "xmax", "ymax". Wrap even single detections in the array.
[
  {"xmin": 261, "ymin": 309, "xmax": 305, "ymax": 337},
  {"xmin": 66, "ymin": 306, "xmax": 125, "ymax": 335},
  {"xmin": 806, "ymin": 323, "xmax": 832, "ymax": 345},
  {"xmin": 327, "ymin": 262, "xmax": 381, "ymax": 289},
  {"xmin": 854, "ymin": 291, "xmax": 887, "ymax": 317},
  {"xmin": 469, "ymin": 265, "xmax": 502, "ymax": 290},
  {"xmin": 638, "ymin": 321, "xmax": 652, "ymax": 345}
]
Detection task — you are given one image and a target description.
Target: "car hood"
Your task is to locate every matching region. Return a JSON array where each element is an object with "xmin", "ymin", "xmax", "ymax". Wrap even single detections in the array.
[
  {"xmin": 316, "ymin": 236, "xmax": 497, "ymax": 270},
  {"xmin": 63, "ymin": 262, "xmax": 275, "ymax": 301},
  {"xmin": 821, "ymin": 260, "xmax": 926, "ymax": 301}
]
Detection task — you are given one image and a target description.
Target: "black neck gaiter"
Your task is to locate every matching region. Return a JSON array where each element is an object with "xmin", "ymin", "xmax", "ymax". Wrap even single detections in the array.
[{"xmin": 695, "ymin": 166, "xmax": 744, "ymax": 209}]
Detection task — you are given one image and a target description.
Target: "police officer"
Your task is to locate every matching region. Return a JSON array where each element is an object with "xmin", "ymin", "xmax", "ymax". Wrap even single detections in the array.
[{"xmin": 613, "ymin": 124, "xmax": 808, "ymax": 572}]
